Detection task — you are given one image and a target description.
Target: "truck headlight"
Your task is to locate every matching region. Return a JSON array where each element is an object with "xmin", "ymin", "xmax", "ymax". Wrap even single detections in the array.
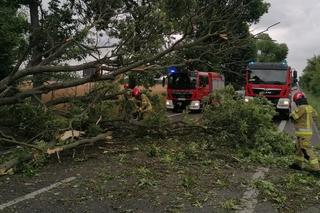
[
  {"xmin": 277, "ymin": 98, "xmax": 290, "ymax": 109},
  {"xmin": 190, "ymin": 101, "xmax": 200, "ymax": 110},
  {"xmin": 166, "ymin": 100, "xmax": 174, "ymax": 109},
  {"xmin": 278, "ymin": 98, "xmax": 290, "ymax": 106},
  {"xmin": 244, "ymin": 96, "xmax": 253, "ymax": 102}
]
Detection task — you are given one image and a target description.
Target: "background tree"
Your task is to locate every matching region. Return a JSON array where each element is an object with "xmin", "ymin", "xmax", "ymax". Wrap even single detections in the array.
[
  {"xmin": 255, "ymin": 33, "xmax": 288, "ymax": 63},
  {"xmin": 300, "ymin": 55, "xmax": 320, "ymax": 96},
  {"xmin": 167, "ymin": 0, "xmax": 270, "ymax": 88},
  {"xmin": 0, "ymin": 1, "xmax": 27, "ymax": 80}
]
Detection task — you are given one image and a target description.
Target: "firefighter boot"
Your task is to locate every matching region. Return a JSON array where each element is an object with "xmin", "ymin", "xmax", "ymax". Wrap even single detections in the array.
[
  {"xmin": 290, "ymin": 156, "xmax": 304, "ymax": 170},
  {"xmin": 308, "ymin": 157, "xmax": 320, "ymax": 172},
  {"xmin": 300, "ymin": 139, "xmax": 320, "ymax": 172},
  {"xmin": 290, "ymin": 143, "xmax": 305, "ymax": 170}
]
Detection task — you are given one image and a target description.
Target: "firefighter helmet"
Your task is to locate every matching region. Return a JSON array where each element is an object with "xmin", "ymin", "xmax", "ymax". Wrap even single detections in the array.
[
  {"xmin": 293, "ymin": 91, "xmax": 305, "ymax": 102},
  {"xmin": 131, "ymin": 87, "xmax": 141, "ymax": 97}
]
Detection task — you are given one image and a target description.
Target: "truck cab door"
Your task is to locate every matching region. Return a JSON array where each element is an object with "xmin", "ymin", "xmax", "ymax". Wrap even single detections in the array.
[{"xmin": 198, "ymin": 75, "xmax": 210, "ymax": 99}]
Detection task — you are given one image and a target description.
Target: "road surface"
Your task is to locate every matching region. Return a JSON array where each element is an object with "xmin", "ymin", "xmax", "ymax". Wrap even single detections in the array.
[{"xmin": 0, "ymin": 110, "xmax": 319, "ymax": 213}]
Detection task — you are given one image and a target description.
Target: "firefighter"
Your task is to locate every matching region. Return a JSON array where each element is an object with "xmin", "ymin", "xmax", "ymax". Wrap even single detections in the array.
[
  {"xmin": 131, "ymin": 87, "xmax": 153, "ymax": 120},
  {"xmin": 290, "ymin": 91, "xmax": 320, "ymax": 172}
]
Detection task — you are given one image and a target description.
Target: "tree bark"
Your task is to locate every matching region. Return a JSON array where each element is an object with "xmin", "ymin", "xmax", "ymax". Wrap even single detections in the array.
[
  {"xmin": 47, "ymin": 131, "xmax": 113, "ymax": 155},
  {"xmin": 0, "ymin": 154, "xmax": 33, "ymax": 176}
]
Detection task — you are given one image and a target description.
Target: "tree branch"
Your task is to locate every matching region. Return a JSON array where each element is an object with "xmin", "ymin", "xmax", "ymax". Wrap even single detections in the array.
[{"xmin": 252, "ymin": 22, "xmax": 280, "ymax": 38}]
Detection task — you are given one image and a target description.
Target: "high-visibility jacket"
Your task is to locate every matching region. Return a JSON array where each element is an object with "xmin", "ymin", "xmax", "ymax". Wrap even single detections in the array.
[
  {"xmin": 290, "ymin": 105, "xmax": 318, "ymax": 137},
  {"xmin": 135, "ymin": 94, "xmax": 152, "ymax": 113}
]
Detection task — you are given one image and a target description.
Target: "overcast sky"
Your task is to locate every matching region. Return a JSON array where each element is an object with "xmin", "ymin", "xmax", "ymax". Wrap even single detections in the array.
[{"xmin": 252, "ymin": 0, "xmax": 320, "ymax": 75}]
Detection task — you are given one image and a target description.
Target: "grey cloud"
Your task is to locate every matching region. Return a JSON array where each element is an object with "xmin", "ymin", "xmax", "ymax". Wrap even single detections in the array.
[{"xmin": 253, "ymin": 0, "xmax": 320, "ymax": 74}]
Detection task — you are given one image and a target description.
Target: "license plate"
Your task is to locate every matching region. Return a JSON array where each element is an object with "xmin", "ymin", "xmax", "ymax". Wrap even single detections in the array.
[{"xmin": 177, "ymin": 98, "xmax": 186, "ymax": 101}]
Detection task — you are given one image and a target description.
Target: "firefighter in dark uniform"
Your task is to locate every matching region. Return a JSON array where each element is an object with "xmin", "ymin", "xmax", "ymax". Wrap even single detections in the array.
[{"xmin": 290, "ymin": 91, "xmax": 320, "ymax": 172}]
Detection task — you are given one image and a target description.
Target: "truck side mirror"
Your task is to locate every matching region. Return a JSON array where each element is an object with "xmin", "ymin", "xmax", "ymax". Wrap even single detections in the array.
[
  {"xmin": 293, "ymin": 70, "xmax": 298, "ymax": 83},
  {"xmin": 243, "ymin": 73, "xmax": 247, "ymax": 80},
  {"xmin": 199, "ymin": 80, "xmax": 205, "ymax": 88},
  {"xmin": 162, "ymin": 77, "xmax": 166, "ymax": 87}
]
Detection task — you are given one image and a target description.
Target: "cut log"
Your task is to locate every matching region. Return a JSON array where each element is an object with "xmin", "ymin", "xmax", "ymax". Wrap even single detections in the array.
[
  {"xmin": 0, "ymin": 153, "xmax": 33, "ymax": 176},
  {"xmin": 47, "ymin": 131, "xmax": 112, "ymax": 155},
  {"xmin": 58, "ymin": 130, "xmax": 85, "ymax": 141}
]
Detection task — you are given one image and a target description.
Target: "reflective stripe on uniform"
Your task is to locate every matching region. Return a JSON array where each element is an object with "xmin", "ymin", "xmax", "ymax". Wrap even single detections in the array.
[
  {"xmin": 300, "ymin": 140, "xmax": 311, "ymax": 148},
  {"xmin": 306, "ymin": 106, "xmax": 313, "ymax": 129},
  {"xmin": 291, "ymin": 110, "xmax": 299, "ymax": 120},
  {"xmin": 297, "ymin": 128, "xmax": 312, "ymax": 132},
  {"xmin": 295, "ymin": 131, "xmax": 313, "ymax": 136},
  {"xmin": 310, "ymin": 158, "xmax": 319, "ymax": 165},
  {"xmin": 294, "ymin": 156, "xmax": 305, "ymax": 162}
]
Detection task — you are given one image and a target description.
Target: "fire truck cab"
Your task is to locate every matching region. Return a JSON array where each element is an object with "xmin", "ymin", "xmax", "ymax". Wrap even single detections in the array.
[
  {"xmin": 165, "ymin": 67, "xmax": 224, "ymax": 111},
  {"xmin": 244, "ymin": 62, "xmax": 295, "ymax": 118}
]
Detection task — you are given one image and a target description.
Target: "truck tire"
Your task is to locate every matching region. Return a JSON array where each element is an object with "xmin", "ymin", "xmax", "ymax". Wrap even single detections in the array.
[
  {"xmin": 173, "ymin": 105, "xmax": 183, "ymax": 113},
  {"xmin": 280, "ymin": 110, "xmax": 290, "ymax": 120}
]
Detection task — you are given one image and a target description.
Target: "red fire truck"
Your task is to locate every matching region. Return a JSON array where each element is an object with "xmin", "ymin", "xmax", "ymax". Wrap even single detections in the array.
[
  {"xmin": 165, "ymin": 67, "xmax": 225, "ymax": 111},
  {"xmin": 244, "ymin": 62, "xmax": 297, "ymax": 118}
]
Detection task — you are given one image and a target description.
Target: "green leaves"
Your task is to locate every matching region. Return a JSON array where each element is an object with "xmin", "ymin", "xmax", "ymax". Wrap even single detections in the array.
[
  {"xmin": 301, "ymin": 55, "xmax": 320, "ymax": 96},
  {"xmin": 202, "ymin": 86, "xmax": 294, "ymax": 158},
  {"xmin": 0, "ymin": 2, "xmax": 27, "ymax": 79},
  {"xmin": 256, "ymin": 33, "xmax": 288, "ymax": 63}
]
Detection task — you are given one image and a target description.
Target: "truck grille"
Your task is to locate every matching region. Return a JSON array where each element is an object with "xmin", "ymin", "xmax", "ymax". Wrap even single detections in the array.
[
  {"xmin": 253, "ymin": 88, "xmax": 281, "ymax": 96},
  {"xmin": 267, "ymin": 97, "xmax": 279, "ymax": 106},
  {"xmin": 172, "ymin": 91, "xmax": 192, "ymax": 99}
]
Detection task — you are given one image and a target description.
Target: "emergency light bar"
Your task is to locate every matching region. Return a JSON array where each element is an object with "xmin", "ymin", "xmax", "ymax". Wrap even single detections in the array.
[{"xmin": 167, "ymin": 66, "xmax": 177, "ymax": 74}]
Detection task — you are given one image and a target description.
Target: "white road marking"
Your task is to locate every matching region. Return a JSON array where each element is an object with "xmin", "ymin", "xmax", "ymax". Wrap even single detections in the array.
[
  {"xmin": 278, "ymin": 120, "xmax": 287, "ymax": 132},
  {"xmin": 237, "ymin": 121, "xmax": 286, "ymax": 212},
  {"xmin": 236, "ymin": 167, "xmax": 269, "ymax": 213},
  {"xmin": 167, "ymin": 113, "xmax": 182, "ymax": 118},
  {"xmin": 0, "ymin": 176, "xmax": 76, "ymax": 211}
]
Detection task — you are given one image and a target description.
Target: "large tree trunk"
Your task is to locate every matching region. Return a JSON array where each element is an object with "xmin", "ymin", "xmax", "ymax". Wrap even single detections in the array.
[
  {"xmin": 29, "ymin": 0, "xmax": 45, "ymax": 103},
  {"xmin": 29, "ymin": 0, "xmax": 41, "ymax": 67}
]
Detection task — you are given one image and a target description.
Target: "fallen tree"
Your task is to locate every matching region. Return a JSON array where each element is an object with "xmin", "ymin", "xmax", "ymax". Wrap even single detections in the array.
[
  {"xmin": 0, "ymin": 119, "xmax": 209, "ymax": 176},
  {"xmin": 0, "ymin": 1, "xmax": 274, "ymax": 175},
  {"xmin": 0, "ymin": 87, "xmax": 294, "ymax": 176}
]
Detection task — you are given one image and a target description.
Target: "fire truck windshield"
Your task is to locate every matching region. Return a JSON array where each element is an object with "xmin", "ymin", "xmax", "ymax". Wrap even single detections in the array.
[
  {"xmin": 168, "ymin": 72, "xmax": 197, "ymax": 89},
  {"xmin": 248, "ymin": 69, "xmax": 287, "ymax": 85}
]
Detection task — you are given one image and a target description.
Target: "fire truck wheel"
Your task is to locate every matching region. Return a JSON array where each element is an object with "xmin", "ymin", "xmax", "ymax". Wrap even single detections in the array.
[
  {"xmin": 173, "ymin": 106, "xmax": 183, "ymax": 113},
  {"xmin": 278, "ymin": 110, "xmax": 290, "ymax": 120}
]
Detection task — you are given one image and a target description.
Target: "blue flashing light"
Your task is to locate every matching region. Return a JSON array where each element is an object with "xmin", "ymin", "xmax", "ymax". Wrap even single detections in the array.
[
  {"xmin": 248, "ymin": 59, "xmax": 256, "ymax": 65},
  {"xmin": 167, "ymin": 66, "xmax": 177, "ymax": 74}
]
